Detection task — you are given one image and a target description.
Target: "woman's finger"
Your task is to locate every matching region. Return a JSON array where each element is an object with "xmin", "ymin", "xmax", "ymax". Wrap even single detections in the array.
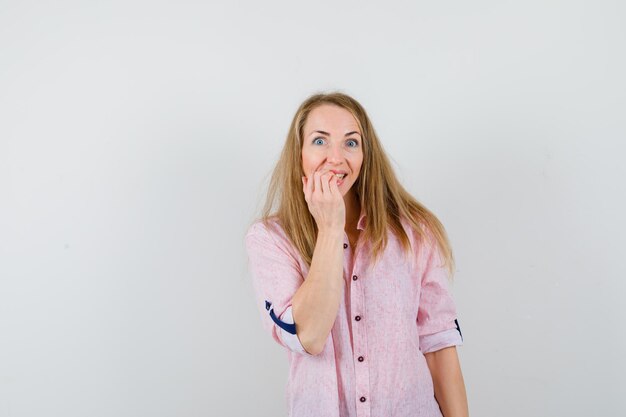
[
  {"xmin": 305, "ymin": 171, "xmax": 314, "ymax": 200},
  {"xmin": 309, "ymin": 171, "xmax": 315, "ymax": 195},
  {"xmin": 302, "ymin": 176, "xmax": 309, "ymax": 202},
  {"xmin": 306, "ymin": 172, "xmax": 313, "ymax": 197},
  {"xmin": 329, "ymin": 173, "xmax": 339, "ymax": 196},
  {"xmin": 313, "ymin": 170, "xmax": 322, "ymax": 198},
  {"xmin": 321, "ymin": 171, "xmax": 332, "ymax": 195}
]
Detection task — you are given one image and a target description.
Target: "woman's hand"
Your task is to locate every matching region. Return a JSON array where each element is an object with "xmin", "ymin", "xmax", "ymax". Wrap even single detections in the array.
[{"xmin": 302, "ymin": 170, "xmax": 345, "ymax": 234}]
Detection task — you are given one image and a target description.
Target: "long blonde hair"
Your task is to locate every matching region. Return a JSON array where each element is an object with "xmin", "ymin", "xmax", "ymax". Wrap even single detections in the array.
[{"xmin": 255, "ymin": 91, "xmax": 456, "ymax": 278}]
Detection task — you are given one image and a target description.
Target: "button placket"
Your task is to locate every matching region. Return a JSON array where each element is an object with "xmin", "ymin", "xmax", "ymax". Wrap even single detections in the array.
[{"xmin": 351, "ymin": 263, "xmax": 370, "ymax": 417}]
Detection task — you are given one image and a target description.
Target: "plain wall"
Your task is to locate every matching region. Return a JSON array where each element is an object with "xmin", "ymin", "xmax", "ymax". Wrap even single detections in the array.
[{"xmin": 1, "ymin": 1, "xmax": 625, "ymax": 416}]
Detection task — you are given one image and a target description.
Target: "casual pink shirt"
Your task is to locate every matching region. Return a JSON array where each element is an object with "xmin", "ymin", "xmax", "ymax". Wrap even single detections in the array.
[{"xmin": 245, "ymin": 212, "xmax": 464, "ymax": 417}]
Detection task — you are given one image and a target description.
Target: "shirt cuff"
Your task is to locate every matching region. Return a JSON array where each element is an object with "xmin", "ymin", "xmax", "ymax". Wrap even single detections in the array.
[
  {"xmin": 419, "ymin": 321, "xmax": 464, "ymax": 354},
  {"xmin": 277, "ymin": 306, "xmax": 313, "ymax": 356}
]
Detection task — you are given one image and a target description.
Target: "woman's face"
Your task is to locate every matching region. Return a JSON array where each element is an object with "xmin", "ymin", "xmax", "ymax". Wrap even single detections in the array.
[{"xmin": 301, "ymin": 104, "xmax": 364, "ymax": 197}]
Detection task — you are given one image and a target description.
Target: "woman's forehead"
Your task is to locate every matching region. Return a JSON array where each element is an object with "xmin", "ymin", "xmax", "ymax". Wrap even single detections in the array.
[{"xmin": 304, "ymin": 104, "xmax": 361, "ymax": 134}]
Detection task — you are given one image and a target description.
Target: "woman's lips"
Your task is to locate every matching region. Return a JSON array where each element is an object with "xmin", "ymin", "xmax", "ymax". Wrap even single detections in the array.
[{"xmin": 315, "ymin": 170, "xmax": 347, "ymax": 185}]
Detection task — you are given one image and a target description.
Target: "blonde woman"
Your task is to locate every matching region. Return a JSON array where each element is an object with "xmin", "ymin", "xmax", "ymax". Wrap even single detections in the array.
[{"xmin": 245, "ymin": 92, "xmax": 469, "ymax": 417}]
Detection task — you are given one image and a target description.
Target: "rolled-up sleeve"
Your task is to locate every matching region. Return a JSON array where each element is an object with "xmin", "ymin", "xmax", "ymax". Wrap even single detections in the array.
[
  {"xmin": 245, "ymin": 222, "xmax": 312, "ymax": 356},
  {"xmin": 416, "ymin": 230, "xmax": 464, "ymax": 354}
]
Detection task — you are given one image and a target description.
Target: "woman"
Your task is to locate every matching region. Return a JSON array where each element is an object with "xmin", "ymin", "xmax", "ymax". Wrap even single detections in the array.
[{"xmin": 245, "ymin": 91, "xmax": 469, "ymax": 417}]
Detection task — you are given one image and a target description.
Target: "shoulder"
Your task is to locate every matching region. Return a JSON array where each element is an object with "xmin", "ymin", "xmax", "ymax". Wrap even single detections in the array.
[
  {"xmin": 399, "ymin": 216, "xmax": 432, "ymax": 245},
  {"xmin": 398, "ymin": 215, "xmax": 439, "ymax": 263},
  {"xmin": 245, "ymin": 217, "xmax": 298, "ymax": 258},
  {"xmin": 246, "ymin": 216, "xmax": 283, "ymax": 241}
]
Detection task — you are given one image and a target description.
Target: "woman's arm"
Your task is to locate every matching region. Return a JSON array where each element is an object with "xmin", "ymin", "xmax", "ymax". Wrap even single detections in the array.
[
  {"xmin": 424, "ymin": 346, "xmax": 469, "ymax": 417},
  {"xmin": 291, "ymin": 172, "xmax": 347, "ymax": 356},
  {"xmin": 291, "ymin": 229, "xmax": 344, "ymax": 355}
]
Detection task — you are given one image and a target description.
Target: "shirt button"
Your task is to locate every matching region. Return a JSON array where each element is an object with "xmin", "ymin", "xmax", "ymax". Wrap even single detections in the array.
[
  {"xmin": 358, "ymin": 356, "xmax": 364, "ymax": 362},
  {"xmin": 352, "ymin": 275, "xmax": 358, "ymax": 281},
  {"xmin": 355, "ymin": 315, "xmax": 361, "ymax": 321},
  {"xmin": 343, "ymin": 243, "xmax": 348, "ymax": 249},
  {"xmin": 360, "ymin": 396, "xmax": 366, "ymax": 402}
]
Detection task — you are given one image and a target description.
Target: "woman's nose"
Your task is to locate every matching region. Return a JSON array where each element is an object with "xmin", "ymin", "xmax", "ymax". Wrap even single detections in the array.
[{"xmin": 326, "ymin": 143, "xmax": 343, "ymax": 161}]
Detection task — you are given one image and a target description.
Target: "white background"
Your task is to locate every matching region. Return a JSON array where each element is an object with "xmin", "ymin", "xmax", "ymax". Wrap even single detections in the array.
[{"xmin": 1, "ymin": 1, "xmax": 625, "ymax": 416}]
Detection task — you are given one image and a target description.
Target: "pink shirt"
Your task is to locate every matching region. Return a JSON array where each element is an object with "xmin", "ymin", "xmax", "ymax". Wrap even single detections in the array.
[{"xmin": 245, "ymin": 212, "xmax": 464, "ymax": 417}]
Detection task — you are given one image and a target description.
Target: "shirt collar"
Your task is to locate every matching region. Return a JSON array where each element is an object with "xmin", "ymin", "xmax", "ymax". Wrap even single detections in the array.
[{"xmin": 357, "ymin": 210, "xmax": 367, "ymax": 231}]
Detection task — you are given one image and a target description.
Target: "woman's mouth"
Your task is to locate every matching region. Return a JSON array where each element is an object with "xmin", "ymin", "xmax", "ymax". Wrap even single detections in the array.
[{"xmin": 335, "ymin": 173, "xmax": 346, "ymax": 185}]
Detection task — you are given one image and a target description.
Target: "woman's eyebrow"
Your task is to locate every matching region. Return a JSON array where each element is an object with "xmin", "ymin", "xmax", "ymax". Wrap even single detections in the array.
[{"xmin": 309, "ymin": 130, "xmax": 362, "ymax": 137}]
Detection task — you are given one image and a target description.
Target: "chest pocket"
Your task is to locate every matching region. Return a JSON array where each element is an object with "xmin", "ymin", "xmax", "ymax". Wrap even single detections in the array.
[{"xmin": 368, "ymin": 249, "xmax": 419, "ymax": 321}]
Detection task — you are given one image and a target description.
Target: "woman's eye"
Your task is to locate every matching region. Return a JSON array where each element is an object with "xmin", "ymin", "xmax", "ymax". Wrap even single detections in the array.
[
  {"xmin": 347, "ymin": 139, "xmax": 359, "ymax": 147},
  {"xmin": 313, "ymin": 137, "xmax": 325, "ymax": 145}
]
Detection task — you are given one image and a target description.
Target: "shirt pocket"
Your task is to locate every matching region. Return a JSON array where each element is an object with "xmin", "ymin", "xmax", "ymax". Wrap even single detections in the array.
[{"xmin": 369, "ymin": 251, "xmax": 419, "ymax": 321}]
